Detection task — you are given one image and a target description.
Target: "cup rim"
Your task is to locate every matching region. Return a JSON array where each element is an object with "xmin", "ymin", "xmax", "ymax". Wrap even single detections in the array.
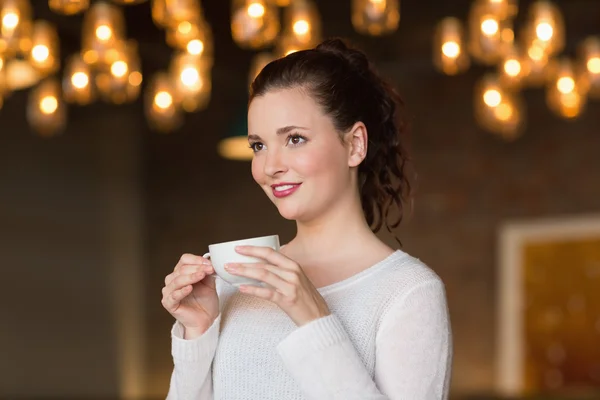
[{"xmin": 208, "ymin": 234, "xmax": 279, "ymax": 248}]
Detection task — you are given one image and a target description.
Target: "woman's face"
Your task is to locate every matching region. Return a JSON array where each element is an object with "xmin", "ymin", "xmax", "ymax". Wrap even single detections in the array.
[{"xmin": 248, "ymin": 87, "xmax": 358, "ymax": 222}]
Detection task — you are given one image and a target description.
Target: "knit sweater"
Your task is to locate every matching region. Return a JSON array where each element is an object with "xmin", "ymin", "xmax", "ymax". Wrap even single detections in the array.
[{"xmin": 167, "ymin": 250, "xmax": 453, "ymax": 400}]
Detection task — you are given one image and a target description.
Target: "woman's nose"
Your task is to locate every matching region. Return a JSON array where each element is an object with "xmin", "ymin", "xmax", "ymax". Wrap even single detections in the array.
[{"xmin": 263, "ymin": 148, "xmax": 287, "ymax": 177}]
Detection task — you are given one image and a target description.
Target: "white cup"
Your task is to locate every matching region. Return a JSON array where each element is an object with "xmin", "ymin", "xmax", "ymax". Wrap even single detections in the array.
[{"xmin": 203, "ymin": 234, "xmax": 280, "ymax": 287}]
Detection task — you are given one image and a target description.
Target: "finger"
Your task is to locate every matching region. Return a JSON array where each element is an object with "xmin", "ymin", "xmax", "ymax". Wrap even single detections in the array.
[
  {"xmin": 228, "ymin": 262, "xmax": 295, "ymax": 280},
  {"xmin": 238, "ymin": 284, "xmax": 282, "ymax": 302},
  {"xmin": 162, "ymin": 285, "xmax": 193, "ymax": 312},
  {"xmin": 225, "ymin": 263, "xmax": 294, "ymax": 294},
  {"xmin": 165, "ymin": 264, "xmax": 213, "ymax": 286},
  {"xmin": 175, "ymin": 254, "xmax": 212, "ymax": 272},
  {"xmin": 201, "ymin": 272, "xmax": 218, "ymax": 290},
  {"xmin": 234, "ymin": 246, "xmax": 296, "ymax": 270},
  {"xmin": 180, "ymin": 263, "xmax": 214, "ymax": 275},
  {"xmin": 166, "ymin": 270, "xmax": 207, "ymax": 295}
]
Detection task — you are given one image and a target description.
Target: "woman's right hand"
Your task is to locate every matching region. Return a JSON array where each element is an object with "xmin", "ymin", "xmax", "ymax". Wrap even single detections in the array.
[{"xmin": 162, "ymin": 253, "xmax": 219, "ymax": 339}]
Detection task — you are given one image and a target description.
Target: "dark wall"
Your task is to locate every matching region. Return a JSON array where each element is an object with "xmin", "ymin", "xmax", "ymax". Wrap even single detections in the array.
[{"xmin": 0, "ymin": 96, "xmax": 145, "ymax": 398}]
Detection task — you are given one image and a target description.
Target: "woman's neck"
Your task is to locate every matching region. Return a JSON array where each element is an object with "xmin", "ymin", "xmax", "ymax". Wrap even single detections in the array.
[{"xmin": 286, "ymin": 191, "xmax": 389, "ymax": 263}]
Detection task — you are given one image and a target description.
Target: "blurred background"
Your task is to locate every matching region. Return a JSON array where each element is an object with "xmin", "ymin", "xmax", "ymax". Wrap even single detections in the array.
[{"xmin": 1, "ymin": 0, "xmax": 599, "ymax": 399}]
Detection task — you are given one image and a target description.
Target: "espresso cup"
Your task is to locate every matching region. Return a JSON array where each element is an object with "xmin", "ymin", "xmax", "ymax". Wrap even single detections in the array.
[{"xmin": 203, "ymin": 234, "xmax": 280, "ymax": 287}]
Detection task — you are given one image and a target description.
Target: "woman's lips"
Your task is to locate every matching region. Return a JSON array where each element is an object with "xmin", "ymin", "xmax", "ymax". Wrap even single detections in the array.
[{"xmin": 271, "ymin": 183, "xmax": 301, "ymax": 198}]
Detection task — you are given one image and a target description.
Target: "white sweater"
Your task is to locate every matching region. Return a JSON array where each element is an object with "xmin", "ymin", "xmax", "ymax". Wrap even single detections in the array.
[{"xmin": 167, "ymin": 250, "xmax": 453, "ymax": 400}]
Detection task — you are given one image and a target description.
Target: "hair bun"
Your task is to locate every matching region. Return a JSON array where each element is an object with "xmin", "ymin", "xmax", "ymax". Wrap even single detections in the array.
[{"xmin": 315, "ymin": 38, "xmax": 370, "ymax": 75}]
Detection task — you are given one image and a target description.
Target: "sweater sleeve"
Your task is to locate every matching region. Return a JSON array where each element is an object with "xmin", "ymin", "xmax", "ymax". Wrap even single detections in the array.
[
  {"xmin": 166, "ymin": 314, "xmax": 221, "ymax": 400},
  {"xmin": 276, "ymin": 279, "xmax": 452, "ymax": 400}
]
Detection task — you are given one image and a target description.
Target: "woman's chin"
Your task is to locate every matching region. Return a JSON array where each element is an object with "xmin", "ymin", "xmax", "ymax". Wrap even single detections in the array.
[
  {"xmin": 275, "ymin": 204, "xmax": 303, "ymax": 221},
  {"xmin": 277, "ymin": 210, "xmax": 300, "ymax": 221}
]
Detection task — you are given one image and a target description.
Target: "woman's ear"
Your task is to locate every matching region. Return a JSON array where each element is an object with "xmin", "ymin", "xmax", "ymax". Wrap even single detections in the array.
[{"xmin": 346, "ymin": 121, "xmax": 368, "ymax": 168}]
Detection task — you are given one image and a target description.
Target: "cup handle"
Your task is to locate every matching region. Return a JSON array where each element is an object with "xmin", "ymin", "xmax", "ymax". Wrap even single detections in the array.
[{"xmin": 202, "ymin": 252, "xmax": 220, "ymax": 280}]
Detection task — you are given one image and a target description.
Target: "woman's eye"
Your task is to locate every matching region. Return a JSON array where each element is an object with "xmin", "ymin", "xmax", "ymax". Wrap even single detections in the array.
[
  {"xmin": 288, "ymin": 135, "xmax": 306, "ymax": 146},
  {"xmin": 250, "ymin": 142, "xmax": 264, "ymax": 152}
]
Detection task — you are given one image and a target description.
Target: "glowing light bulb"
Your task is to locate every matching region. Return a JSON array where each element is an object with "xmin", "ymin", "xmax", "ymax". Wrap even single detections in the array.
[
  {"xmin": 484, "ymin": 89, "xmax": 502, "ymax": 107},
  {"xmin": 556, "ymin": 76, "xmax": 574, "ymax": 94},
  {"xmin": 111, "ymin": 60, "xmax": 128, "ymax": 77},
  {"xmin": 293, "ymin": 20, "xmax": 310, "ymax": 36},
  {"xmin": 481, "ymin": 17, "xmax": 499, "ymax": 36},
  {"xmin": 95, "ymin": 24, "xmax": 112, "ymax": 41},
  {"xmin": 366, "ymin": 0, "xmax": 387, "ymax": 17},
  {"xmin": 2, "ymin": 12, "xmax": 19, "ymax": 29},
  {"xmin": 247, "ymin": 3, "xmax": 265, "ymax": 18},
  {"xmin": 504, "ymin": 59, "xmax": 521, "ymax": 77},
  {"xmin": 32, "ymin": 45, "xmax": 50, "ymax": 62},
  {"xmin": 40, "ymin": 96, "xmax": 58, "ymax": 114},
  {"xmin": 180, "ymin": 67, "xmax": 200, "ymax": 87},
  {"xmin": 154, "ymin": 91, "xmax": 173, "ymax": 109},
  {"xmin": 587, "ymin": 57, "xmax": 600, "ymax": 74},
  {"xmin": 536, "ymin": 22, "xmax": 553, "ymax": 42},
  {"xmin": 71, "ymin": 72, "xmax": 89, "ymax": 89},
  {"xmin": 187, "ymin": 39, "xmax": 204, "ymax": 55},
  {"xmin": 442, "ymin": 41, "xmax": 460, "ymax": 58}
]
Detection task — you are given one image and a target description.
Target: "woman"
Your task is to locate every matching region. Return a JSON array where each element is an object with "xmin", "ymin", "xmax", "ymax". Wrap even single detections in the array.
[{"xmin": 161, "ymin": 38, "xmax": 452, "ymax": 399}]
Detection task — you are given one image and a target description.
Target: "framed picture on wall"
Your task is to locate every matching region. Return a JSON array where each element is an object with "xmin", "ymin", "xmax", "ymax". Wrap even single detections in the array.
[{"xmin": 496, "ymin": 214, "xmax": 600, "ymax": 397}]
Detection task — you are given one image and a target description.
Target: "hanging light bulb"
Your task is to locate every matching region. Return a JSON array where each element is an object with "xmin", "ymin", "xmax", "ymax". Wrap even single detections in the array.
[
  {"xmin": 81, "ymin": 2, "xmax": 127, "ymax": 67},
  {"xmin": 62, "ymin": 54, "xmax": 95, "ymax": 105},
  {"xmin": 162, "ymin": 0, "xmax": 203, "ymax": 30},
  {"xmin": 0, "ymin": 54, "xmax": 6, "ymax": 109},
  {"xmin": 111, "ymin": 0, "xmax": 148, "ymax": 4},
  {"xmin": 467, "ymin": 0, "xmax": 513, "ymax": 65},
  {"xmin": 48, "ymin": 0, "xmax": 90, "ymax": 15},
  {"xmin": 474, "ymin": 73, "xmax": 525, "ymax": 139},
  {"xmin": 28, "ymin": 21, "xmax": 60, "ymax": 76},
  {"xmin": 169, "ymin": 52, "xmax": 211, "ymax": 112},
  {"xmin": 477, "ymin": 0, "xmax": 518, "ymax": 20},
  {"xmin": 433, "ymin": 17, "xmax": 470, "ymax": 76},
  {"xmin": 27, "ymin": 78, "xmax": 67, "ymax": 137},
  {"xmin": 498, "ymin": 45, "xmax": 526, "ymax": 89},
  {"xmin": 546, "ymin": 58, "xmax": 586, "ymax": 119},
  {"xmin": 231, "ymin": 0, "xmax": 280, "ymax": 49},
  {"xmin": 351, "ymin": 0, "xmax": 400, "ymax": 36},
  {"xmin": 276, "ymin": 0, "xmax": 321, "ymax": 57},
  {"xmin": 284, "ymin": 0, "xmax": 320, "ymax": 46},
  {"xmin": 94, "ymin": 40, "xmax": 142, "ymax": 104},
  {"xmin": 521, "ymin": 1, "xmax": 564, "ymax": 58},
  {"xmin": 1, "ymin": 0, "xmax": 33, "ymax": 56},
  {"xmin": 577, "ymin": 36, "xmax": 600, "ymax": 99},
  {"xmin": 144, "ymin": 72, "xmax": 183, "ymax": 133},
  {"xmin": 3, "ymin": 59, "xmax": 39, "ymax": 91},
  {"xmin": 519, "ymin": 39, "xmax": 549, "ymax": 87},
  {"xmin": 151, "ymin": 0, "xmax": 167, "ymax": 28},
  {"xmin": 165, "ymin": 16, "xmax": 213, "ymax": 66},
  {"xmin": 248, "ymin": 51, "xmax": 275, "ymax": 88}
]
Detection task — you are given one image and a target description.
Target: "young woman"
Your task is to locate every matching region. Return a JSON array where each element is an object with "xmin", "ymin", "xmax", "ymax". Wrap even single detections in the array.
[{"xmin": 161, "ymin": 38, "xmax": 452, "ymax": 399}]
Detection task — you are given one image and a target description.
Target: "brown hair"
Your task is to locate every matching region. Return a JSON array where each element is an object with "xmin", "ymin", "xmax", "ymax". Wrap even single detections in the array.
[{"xmin": 249, "ymin": 38, "xmax": 412, "ymax": 238}]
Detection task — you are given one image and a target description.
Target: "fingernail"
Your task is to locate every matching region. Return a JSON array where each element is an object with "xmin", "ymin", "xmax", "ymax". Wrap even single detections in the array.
[
  {"xmin": 202, "ymin": 260, "xmax": 212, "ymax": 265},
  {"xmin": 224, "ymin": 263, "xmax": 236, "ymax": 271}
]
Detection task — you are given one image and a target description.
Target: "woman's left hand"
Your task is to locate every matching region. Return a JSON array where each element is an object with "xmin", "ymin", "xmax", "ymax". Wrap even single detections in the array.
[{"xmin": 224, "ymin": 246, "xmax": 331, "ymax": 326}]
